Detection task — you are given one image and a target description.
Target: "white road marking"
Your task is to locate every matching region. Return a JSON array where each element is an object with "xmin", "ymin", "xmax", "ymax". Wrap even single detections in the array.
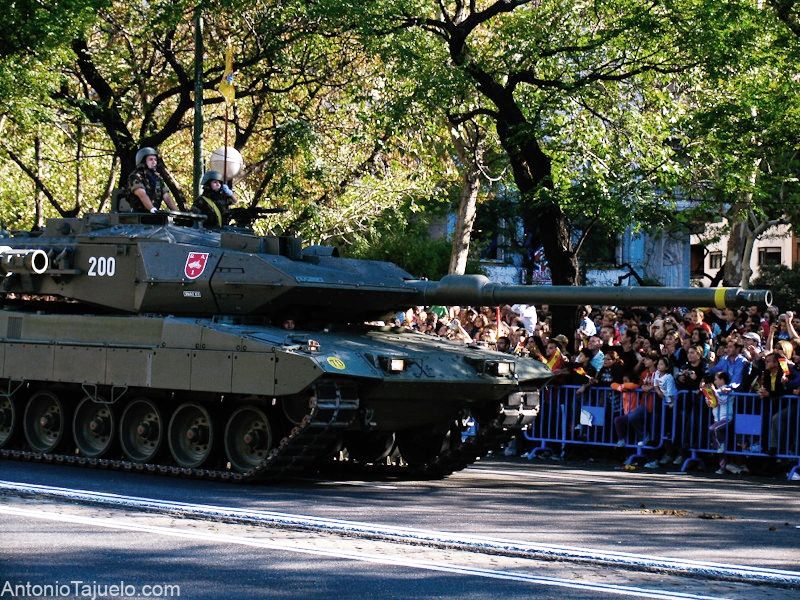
[
  {"xmin": 1, "ymin": 480, "xmax": 797, "ymax": 588},
  {"xmin": 0, "ymin": 504, "xmax": 727, "ymax": 600},
  {"xmin": 465, "ymin": 465, "xmax": 797, "ymax": 491},
  {"xmin": 317, "ymin": 481, "xmax": 399, "ymax": 489}
]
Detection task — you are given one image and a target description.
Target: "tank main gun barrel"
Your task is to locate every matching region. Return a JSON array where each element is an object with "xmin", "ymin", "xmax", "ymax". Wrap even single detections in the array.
[
  {"xmin": 0, "ymin": 247, "xmax": 49, "ymax": 275},
  {"xmin": 408, "ymin": 275, "xmax": 772, "ymax": 309}
]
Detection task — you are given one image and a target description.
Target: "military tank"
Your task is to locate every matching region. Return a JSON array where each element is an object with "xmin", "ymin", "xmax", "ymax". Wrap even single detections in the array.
[{"xmin": 0, "ymin": 211, "xmax": 771, "ymax": 481}]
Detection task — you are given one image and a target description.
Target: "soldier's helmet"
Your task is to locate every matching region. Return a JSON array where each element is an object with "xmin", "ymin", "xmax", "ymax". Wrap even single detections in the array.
[
  {"xmin": 201, "ymin": 170, "xmax": 224, "ymax": 186},
  {"xmin": 135, "ymin": 147, "xmax": 159, "ymax": 167}
]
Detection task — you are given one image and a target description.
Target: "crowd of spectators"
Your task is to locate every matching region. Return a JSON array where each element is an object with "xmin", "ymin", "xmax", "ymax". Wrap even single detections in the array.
[{"xmin": 390, "ymin": 302, "xmax": 800, "ymax": 475}]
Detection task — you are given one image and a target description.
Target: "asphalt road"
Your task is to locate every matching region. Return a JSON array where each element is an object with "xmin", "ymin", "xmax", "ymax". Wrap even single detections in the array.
[{"xmin": 1, "ymin": 457, "xmax": 798, "ymax": 599}]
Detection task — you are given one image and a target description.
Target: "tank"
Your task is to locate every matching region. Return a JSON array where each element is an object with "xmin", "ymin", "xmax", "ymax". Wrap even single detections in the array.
[{"xmin": 0, "ymin": 212, "xmax": 771, "ymax": 481}]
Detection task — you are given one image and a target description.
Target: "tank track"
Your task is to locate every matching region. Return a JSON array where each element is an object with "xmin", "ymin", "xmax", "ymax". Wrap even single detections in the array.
[
  {"xmin": 0, "ymin": 381, "xmax": 359, "ymax": 483},
  {"xmin": 323, "ymin": 408, "xmax": 514, "ymax": 480}
]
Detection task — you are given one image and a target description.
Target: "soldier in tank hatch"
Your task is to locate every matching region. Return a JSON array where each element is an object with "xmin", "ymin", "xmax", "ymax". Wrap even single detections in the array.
[
  {"xmin": 126, "ymin": 147, "xmax": 179, "ymax": 213},
  {"xmin": 191, "ymin": 170, "xmax": 236, "ymax": 228}
]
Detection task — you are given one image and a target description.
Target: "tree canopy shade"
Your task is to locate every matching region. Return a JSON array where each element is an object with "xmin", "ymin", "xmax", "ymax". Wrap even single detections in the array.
[
  {"xmin": 667, "ymin": 3, "xmax": 800, "ymax": 287},
  {"xmin": 0, "ymin": 0, "xmax": 798, "ymax": 289},
  {"xmin": 0, "ymin": 1, "xmax": 107, "ymax": 120},
  {"xmin": 769, "ymin": 0, "xmax": 800, "ymax": 37},
  {"xmin": 307, "ymin": 0, "xmax": 775, "ymax": 285}
]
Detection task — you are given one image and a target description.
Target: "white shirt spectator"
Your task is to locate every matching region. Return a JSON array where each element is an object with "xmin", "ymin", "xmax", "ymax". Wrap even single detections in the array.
[
  {"xmin": 511, "ymin": 304, "xmax": 537, "ymax": 332},
  {"xmin": 578, "ymin": 315, "xmax": 597, "ymax": 337}
]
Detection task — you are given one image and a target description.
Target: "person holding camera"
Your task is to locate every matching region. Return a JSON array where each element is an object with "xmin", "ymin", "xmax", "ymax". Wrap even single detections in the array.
[{"xmin": 676, "ymin": 345, "xmax": 707, "ymax": 391}]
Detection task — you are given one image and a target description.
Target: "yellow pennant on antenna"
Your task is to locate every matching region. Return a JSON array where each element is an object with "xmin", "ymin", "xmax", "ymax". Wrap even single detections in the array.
[{"xmin": 217, "ymin": 42, "xmax": 235, "ymax": 105}]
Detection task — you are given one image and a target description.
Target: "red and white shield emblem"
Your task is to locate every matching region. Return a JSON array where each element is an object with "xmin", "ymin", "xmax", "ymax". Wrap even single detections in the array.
[{"xmin": 184, "ymin": 252, "xmax": 209, "ymax": 280}]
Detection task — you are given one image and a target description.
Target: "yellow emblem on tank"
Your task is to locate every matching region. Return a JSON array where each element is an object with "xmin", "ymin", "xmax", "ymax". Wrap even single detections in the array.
[{"xmin": 327, "ymin": 356, "xmax": 346, "ymax": 370}]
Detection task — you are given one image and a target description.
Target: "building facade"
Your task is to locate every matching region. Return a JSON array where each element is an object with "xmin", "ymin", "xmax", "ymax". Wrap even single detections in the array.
[{"xmin": 690, "ymin": 223, "xmax": 798, "ymax": 285}]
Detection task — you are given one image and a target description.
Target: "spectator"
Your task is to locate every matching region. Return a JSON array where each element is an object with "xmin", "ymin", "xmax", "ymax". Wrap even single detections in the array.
[
  {"xmin": 612, "ymin": 330, "xmax": 641, "ymax": 373},
  {"xmin": 676, "ymin": 346, "xmax": 706, "ymax": 391},
  {"xmin": 636, "ymin": 350, "xmax": 659, "ymax": 446},
  {"xmin": 495, "ymin": 336, "xmax": 511, "ymax": 353},
  {"xmin": 586, "ymin": 335, "xmax": 605, "ymax": 373},
  {"xmin": 662, "ymin": 332, "xmax": 686, "ymax": 367},
  {"xmin": 612, "ymin": 371, "xmax": 648, "ymax": 447},
  {"xmin": 533, "ymin": 337, "xmax": 569, "ymax": 378},
  {"xmin": 570, "ymin": 348, "xmax": 597, "ymax": 383},
  {"xmin": 704, "ymin": 371, "xmax": 743, "ymax": 474},
  {"xmin": 711, "ymin": 307, "xmax": 739, "ymax": 340},
  {"xmin": 757, "ymin": 352, "xmax": 791, "ymax": 455},
  {"xmin": 707, "ymin": 339, "xmax": 750, "ymax": 389},
  {"xmin": 598, "ymin": 325, "xmax": 617, "ymax": 352},
  {"xmin": 577, "ymin": 350, "xmax": 624, "ymax": 397},
  {"xmin": 690, "ymin": 328, "xmax": 711, "ymax": 358},
  {"xmin": 511, "ymin": 304, "xmax": 538, "ymax": 332},
  {"xmin": 576, "ymin": 305, "xmax": 597, "ymax": 341},
  {"xmin": 686, "ymin": 308, "xmax": 713, "ymax": 338},
  {"xmin": 645, "ymin": 356, "xmax": 678, "ymax": 468}
]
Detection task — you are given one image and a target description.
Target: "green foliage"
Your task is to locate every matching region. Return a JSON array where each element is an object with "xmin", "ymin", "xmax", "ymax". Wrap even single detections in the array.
[
  {"xmin": 344, "ymin": 206, "xmax": 481, "ymax": 280},
  {"xmin": 0, "ymin": 1, "xmax": 106, "ymax": 121},
  {"xmin": 0, "ymin": 0, "xmax": 798, "ymax": 275},
  {"xmin": 752, "ymin": 264, "xmax": 800, "ymax": 310}
]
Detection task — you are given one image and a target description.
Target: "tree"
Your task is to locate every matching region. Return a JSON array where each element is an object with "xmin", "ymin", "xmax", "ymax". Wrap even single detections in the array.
[
  {"xmin": 315, "ymin": 0, "xmax": 753, "ymax": 288},
  {"xmin": 669, "ymin": 7, "xmax": 800, "ymax": 287},
  {"xmin": 1, "ymin": 0, "xmax": 444, "ymax": 237},
  {"xmin": 769, "ymin": 0, "xmax": 800, "ymax": 36}
]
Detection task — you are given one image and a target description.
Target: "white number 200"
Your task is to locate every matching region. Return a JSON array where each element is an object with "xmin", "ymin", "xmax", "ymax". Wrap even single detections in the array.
[{"xmin": 88, "ymin": 256, "xmax": 116, "ymax": 277}]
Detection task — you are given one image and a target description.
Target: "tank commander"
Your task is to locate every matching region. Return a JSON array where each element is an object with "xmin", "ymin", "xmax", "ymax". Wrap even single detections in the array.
[
  {"xmin": 191, "ymin": 170, "xmax": 236, "ymax": 228},
  {"xmin": 127, "ymin": 147, "xmax": 178, "ymax": 213}
]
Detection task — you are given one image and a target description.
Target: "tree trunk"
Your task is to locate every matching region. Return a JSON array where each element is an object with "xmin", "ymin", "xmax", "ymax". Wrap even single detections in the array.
[
  {"xmin": 495, "ymin": 112, "xmax": 579, "ymax": 337},
  {"xmin": 34, "ymin": 136, "xmax": 43, "ymax": 229},
  {"xmin": 493, "ymin": 109, "xmax": 579, "ymax": 286},
  {"xmin": 449, "ymin": 171, "xmax": 480, "ymax": 274},
  {"xmin": 448, "ymin": 125, "xmax": 482, "ymax": 274},
  {"xmin": 723, "ymin": 158, "xmax": 761, "ymax": 287},
  {"xmin": 74, "ymin": 121, "xmax": 83, "ymax": 213},
  {"xmin": 722, "ymin": 219, "xmax": 748, "ymax": 286},
  {"xmin": 739, "ymin": 228, "xmax": 756, "ymax": 289}
]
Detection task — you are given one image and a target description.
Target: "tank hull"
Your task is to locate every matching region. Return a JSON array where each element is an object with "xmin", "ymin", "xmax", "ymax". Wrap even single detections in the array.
[{"xmin": 0, "ymin": 309, "xmax": 545, "ymax": 479}]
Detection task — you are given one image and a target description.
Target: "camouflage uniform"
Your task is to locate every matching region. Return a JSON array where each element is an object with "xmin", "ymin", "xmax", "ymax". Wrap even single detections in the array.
[
  {"xmin": 192, "ymin": 189, "xmax": 232, "ymax": 228},
  {"xmin": 127, "ymin": 166, "xmax": 168, "ymax": 211}
]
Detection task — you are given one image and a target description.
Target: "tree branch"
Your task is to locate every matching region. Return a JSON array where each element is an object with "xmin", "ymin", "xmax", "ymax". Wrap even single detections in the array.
[
  {"xmin": 448, "ymin": 108, "xmax": 499, "ymax": 124},
  {"xmin": 2, "ymin": 145, "xmax": 79, "ymax": 218}
]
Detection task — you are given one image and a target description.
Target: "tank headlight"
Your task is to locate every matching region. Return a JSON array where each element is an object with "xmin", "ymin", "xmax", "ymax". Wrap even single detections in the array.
[
  {"xmin": 489, "ymin": 361, "xmax": 515, "ymax": 376},
  {"xmin": 379, "ymin": 357, "xmax": 406, "ymax": 372}
]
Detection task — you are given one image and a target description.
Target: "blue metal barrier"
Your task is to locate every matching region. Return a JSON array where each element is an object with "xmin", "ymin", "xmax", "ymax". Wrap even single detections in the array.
[
  {"xmin": 522, "ymin": 385, "xmax": 800, "ymax": 480},
  {"xmin": 680, "ymin": 391, "xmax": 800, "ymax": 479},
  {"xmin": 523, "ymin": 384, "xmax": 668, "ymax": 465}
]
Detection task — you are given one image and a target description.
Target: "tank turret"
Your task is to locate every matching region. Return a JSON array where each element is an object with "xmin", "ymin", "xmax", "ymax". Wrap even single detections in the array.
[
  {"xmin": 0, "ymin": 210, "xmax": 771, "ymax": 482},
  {"xmin": 0, "ymin": 212, "xmax": 771, "ymax": 318}
]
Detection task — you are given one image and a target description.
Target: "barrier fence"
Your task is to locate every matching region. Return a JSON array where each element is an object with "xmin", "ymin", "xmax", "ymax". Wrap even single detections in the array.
[{"xmin": 520, "ymin": 385, "xmax": 800, "ymax": 481}]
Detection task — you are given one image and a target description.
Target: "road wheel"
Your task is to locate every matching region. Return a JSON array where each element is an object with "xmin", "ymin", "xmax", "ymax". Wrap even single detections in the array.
[
  {"xmin": 0, "ymin": 396, "xmax": 17, "ymax": 448},
  {"xmin": 224, "ymin": 405, "xmax": 272, "ymax": 473},
  {"xmin": 73, "ymin": 397, "xmax": 115, "ymax": 458},
  {"xmin": 168, "ymin": 403, "xmax": 214, "ymax": 468},
  {"xmin": 23, "ymin": 391, "xmax": 70, "ymax": 453},
  {"xmin": 396, "ymin": 425, "xmax": 457, "ymax": 466},
  {"xmin": 120, "ymin": 398, "xmax": 164, "ymax": 463},
  {"xmin": 344, "ymin": 432, "xmax": 396, "ymax": 464}
]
